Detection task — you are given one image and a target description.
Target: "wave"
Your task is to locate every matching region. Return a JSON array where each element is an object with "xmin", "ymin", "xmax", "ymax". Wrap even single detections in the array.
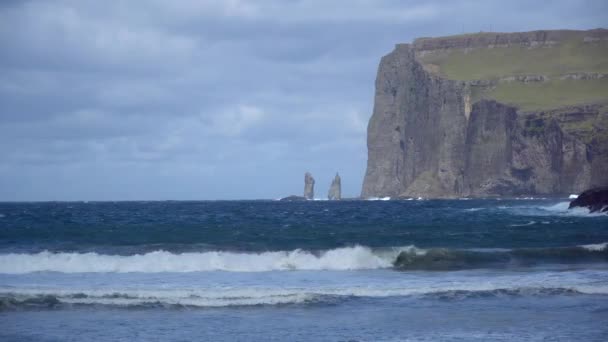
[
  {"xmin": 0, "ymin": 243, "xmax": 606, "ymax": 274},
  {"xmin": 0, "ymin": 245, "xmax": 407, "ymax": 274},
  {"xmin": 365, "ymin": 197, "xmax": 391, "ymax": 201},
  {"xmin": 503, "ymin": 201, "xmax": 607, "ymax": 217},
  {"xmin": 394, "ymin": 244, "xmax": 608, "ymax": 270},
  {"xmin": 509, "ymin": 220, "xmax": 536, "ymax": 227},
  {"xmin": 423, "ymin": 287, "xmax": 586, "ymax": 301},
  {"xmin": 582, "ymin": 242, "xmax": 608, "ymax": 251},
  {"xmin": 1, "ymin": 285, "xmax": 605, "ymax": 310}
]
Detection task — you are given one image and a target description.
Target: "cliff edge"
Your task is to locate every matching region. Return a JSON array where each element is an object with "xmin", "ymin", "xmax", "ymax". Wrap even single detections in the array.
[{"xmin": 362, "ymin": 29, "xmax": 608, "ymax": 198}]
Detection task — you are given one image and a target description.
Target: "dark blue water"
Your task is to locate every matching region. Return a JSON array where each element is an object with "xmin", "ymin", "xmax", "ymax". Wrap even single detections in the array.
[
  {"xmin": 1, "ymin": 199, "xmax": 607, "ymax": 341},
  {"xmin": 2, "ymin": 199, "xmax": 607, "ymax": 253}
]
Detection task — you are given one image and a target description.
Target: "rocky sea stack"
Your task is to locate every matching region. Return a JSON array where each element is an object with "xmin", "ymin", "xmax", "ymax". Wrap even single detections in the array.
[
  {"xmin": 362, "ymin": 29, "xmax": 608, "ymax": 198},
  {"xmin": 304, "ymin": 172, "xmax": 315, "ymax": 200},
  {"xmin": 569, "ymin": 187, "xmax": 608, "ymax": 213},
  {"xmin": 279, "ymin": 172, "xmax": 316, "ymax": 201},
  {"xmin": 328, "ymin": 173, "xmax": 342, "ymax": 200}
]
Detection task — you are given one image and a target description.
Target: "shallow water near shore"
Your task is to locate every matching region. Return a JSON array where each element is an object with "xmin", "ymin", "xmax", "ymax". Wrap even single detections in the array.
[{"xmin": 1, "ymin": 199, "xmax": 607, "ymax": 341}]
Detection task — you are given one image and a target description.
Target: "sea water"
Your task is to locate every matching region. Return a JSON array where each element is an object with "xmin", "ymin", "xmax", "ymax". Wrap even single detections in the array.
[{"xmin": 0, "ymin": 199, "xmax": 607, "ymax": 341}]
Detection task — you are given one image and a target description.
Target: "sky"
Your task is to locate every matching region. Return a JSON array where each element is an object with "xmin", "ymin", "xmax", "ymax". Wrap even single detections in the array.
[{"xmin": 0, "ymin": 0, "xmax": 607, "ymax": 201}]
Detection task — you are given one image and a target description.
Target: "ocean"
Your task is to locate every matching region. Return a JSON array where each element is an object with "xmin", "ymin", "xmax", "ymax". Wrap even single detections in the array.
[{"xmin": 0, "ymin": 199, "xmax": 607, "ymax": 341}]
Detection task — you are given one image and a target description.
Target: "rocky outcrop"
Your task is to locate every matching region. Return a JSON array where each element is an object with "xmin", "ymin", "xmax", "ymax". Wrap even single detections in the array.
[
  {"xmin": 362, "ymin": 29, "xmax": 608, "ymax": 198},
  {"xmin": 279, "ymin": 195, "xmax": 307, "ymax": 201},
  {"xmin": 569, "ymin": 187, "xmax": 608, "ymax": 213},
  {"xmin": 328, "ymin": 173, "xmax": 342, "ymax": 200},
  {"xmin": 304, "ymin": 172, "xmax": 315, "ymax": 200}
]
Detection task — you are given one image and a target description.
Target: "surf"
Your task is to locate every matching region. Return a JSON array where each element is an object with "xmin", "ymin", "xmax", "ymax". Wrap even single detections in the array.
[
  {"xmin": 394, "ymin": 244, "xmax": 608, "ymax": 270},
  {"xmin": 2, "ymin": 284, "xmax": 606, "ymax": 310},
  {"xmin": 0, "ymin": 245, "xmax": 403, "ymax": 274},
  {"xmin": 0, "ymin": 243, "xmax": 606, "ymax": 274}
]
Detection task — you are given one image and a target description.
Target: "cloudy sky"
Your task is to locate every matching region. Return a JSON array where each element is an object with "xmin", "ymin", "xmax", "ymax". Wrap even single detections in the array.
[{"xmin": 0, "ymin": 0, "xmax": 606, "ymax": 200}]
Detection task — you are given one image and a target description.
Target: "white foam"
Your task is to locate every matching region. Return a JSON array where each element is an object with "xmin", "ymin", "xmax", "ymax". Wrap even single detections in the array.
[
  {"xmin": 505, "ymin": 201, "xmax": 606, "ymax": 217},
  {"xmin": 366, "ymin": 197, "xmax": 391, "ymax": 201},
  {"xmin": 509, "ymin": 221, "xmax": 536, "ymax": 227},
  {"xmin": 545, "ymin": 202, "xmax": 570, "ymax": 211},
  {"xmin": 543, "ymin": 202, "xmax": 607, "ymax": 217},
  {"xmin": 0, "ymin": 246, "xmax": 412, "ymax": 274},
  {"xmin": 580, "ymin": 242, "xmax": 607, "ymax": 251},
  {"xmin": 569, "ymin": 194, "xmax": 578, "ymax": 199},
  {"xmin": 3, "ymin": 280, "xmax": 607, "ymax": 308}
]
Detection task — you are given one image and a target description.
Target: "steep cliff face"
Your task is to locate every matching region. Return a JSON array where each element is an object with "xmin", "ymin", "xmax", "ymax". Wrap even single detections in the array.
[
  {"xmin": 362, "ymin": 29, "xmax": 608, "ymax": 198},
  {"xmin": 361, "ymin": 44, "xmax": 469, "ymax": 198}
]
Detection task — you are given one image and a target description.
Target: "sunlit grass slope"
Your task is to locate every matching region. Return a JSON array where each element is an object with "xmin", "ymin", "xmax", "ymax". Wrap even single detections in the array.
[{"xmin": 417, "ymin": 32, "xmax": 608, "ymax": 110}]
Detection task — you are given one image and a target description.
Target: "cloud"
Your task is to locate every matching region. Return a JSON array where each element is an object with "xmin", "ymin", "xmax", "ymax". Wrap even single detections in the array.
[
  {"xmin": 0, "ymin": 0, "xmax": 606, "ymax": 200},
  {"xmin": 206, "ymin": 105, "xmax": 266, "ymax": 137}
]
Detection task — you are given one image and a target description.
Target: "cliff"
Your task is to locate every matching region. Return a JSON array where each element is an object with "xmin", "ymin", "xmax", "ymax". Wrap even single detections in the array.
[{"xmin": 362, "ymin": 29, "xmax": 608, "ymax": 198}]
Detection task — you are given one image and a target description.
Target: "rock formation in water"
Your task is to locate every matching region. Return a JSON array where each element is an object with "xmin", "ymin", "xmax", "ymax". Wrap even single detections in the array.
[
  {"xmin": 279, "ymin": 195, "xmax": 306, "ymax": 201},
  {"xmin": 569, "ymin": 187, "xmax": 608, "ymax": 213},
  {"xmin": 328, "ymin": 173, "xmax": 342, "ymax": 200},
  {"xmin": 362, "ymin": 29, "xmax": 608, "ymax": 198},
  {"xmin": 304, "ymin": 172, "xmax": 315, "ymax": 200}
]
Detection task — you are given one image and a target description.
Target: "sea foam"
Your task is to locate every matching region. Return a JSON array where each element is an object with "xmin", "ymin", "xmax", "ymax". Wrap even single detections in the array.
[
  {"xmin": 504, "ymin": 201, "xmax": 606, "ymax": 217},
  {"xmin": 2, "ymin": 282, "xmax": 607, "ymax": 309},
  {"xmin": 1, "ymin": 243, "xmax": 605, "ymax": 274},
  {"xmin": 0, "ymin": 246, "xmax": 410, "ymax": 274}
]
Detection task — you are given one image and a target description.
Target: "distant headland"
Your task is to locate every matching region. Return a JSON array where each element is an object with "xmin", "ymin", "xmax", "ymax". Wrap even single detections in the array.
[{"xmin": 362, "ymin": 28, "xmax": 608, "ymax": 198}]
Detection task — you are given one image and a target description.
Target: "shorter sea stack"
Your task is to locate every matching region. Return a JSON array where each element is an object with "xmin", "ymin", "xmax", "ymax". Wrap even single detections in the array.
[
  {"xmin": 569, "ymin": 187, "xmax": 608, "ymax": 213},
  {"xmin": 304, "ymin": 172, "xmax": 315, "ymax": 200},
  {"xmin": 328, "ymin": 173, "xmax": 341, "ymax": 200}
]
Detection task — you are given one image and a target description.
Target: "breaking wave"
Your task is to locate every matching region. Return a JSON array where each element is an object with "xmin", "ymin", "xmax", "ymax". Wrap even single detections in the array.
[
  {"xmin": 507, "ymin": 201, "xmax": 607, "ymax": 217},
  {"xmin": 0, "ymin": 243, "xmax": 606, "ymax": 274},
  {"xmin": 0, "ymin": 246, "xmax": 406, "ymax": 274},
  {"xmin": 1, "ymin": 285, "xmax": 605, "ymax": 310},
  {"xmin": 394, "ymin": 243, "xmax": 608, "ymax": 270}
]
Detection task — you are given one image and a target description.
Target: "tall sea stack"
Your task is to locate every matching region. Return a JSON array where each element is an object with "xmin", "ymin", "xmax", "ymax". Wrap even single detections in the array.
[
  {"xmin": 304, "ymin": 172, "xmax": 315, "ymax": 200},
  {"xmin": 362, "ymin": 29, "xmax": 608, "ymax": 198},
  {"xmin": 328, "ymin": 173, "xmax": 342, "ymax": 200}
]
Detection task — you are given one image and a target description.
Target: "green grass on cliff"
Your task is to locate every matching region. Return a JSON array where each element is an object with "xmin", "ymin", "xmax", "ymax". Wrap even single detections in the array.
[
  {"xmin": 418, "ymin": 36, "xmax": 608, "ymax": 110},
  {"xmin": 419, "ymin": 39, "xmax": 608, "ymax": 80},
  {"xmin": 474, "ymin": 78, "xmax": 608, "ymax": 111}
]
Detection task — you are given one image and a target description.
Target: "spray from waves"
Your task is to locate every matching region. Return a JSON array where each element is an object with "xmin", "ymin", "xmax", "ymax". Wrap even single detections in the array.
[
  {"xmin": 0, "ymin": 245, "xmax": 416, "ymax": 274},
  {"xmin": 502, "ymin": 201, "xmax": 607, "ymax": 217},
  {"xmin": 365, "ymin": 197, "xmax": 391, "ymax": 201}
]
